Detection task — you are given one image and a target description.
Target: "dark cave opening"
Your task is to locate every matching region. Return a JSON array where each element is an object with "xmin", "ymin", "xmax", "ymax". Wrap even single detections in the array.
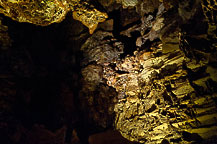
[{"xmin": 2, "ymin": 15, "xmax": 85, "ymax": 142}]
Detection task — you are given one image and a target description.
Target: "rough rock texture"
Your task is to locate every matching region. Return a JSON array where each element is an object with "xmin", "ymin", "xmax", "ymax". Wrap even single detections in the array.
[
  {"xmin": 0, "ymin": 0, "xmax": 70, "ymax": 26},
  {"xmin": 116, "ymin": 0, "xmax": 139, "ymax": 8},
  {"xmin": 81, "ymin": 31, "xmax": 124, "ymax": 66},
  {"xmin": 79, "ymin": 0, "xmax": 217, "ymax": 143},
  {"xmin": 80, "ymin": 30, "xmax": 217, "ymax": 143},
  {"xmin": 201, "ymin": 0, "xmax": 217, "ymax": 25},
  {"xmin": 109, "ymin": 45, "xmax": 217, "ymax": 143},
  {"xmin": 0, "ymin": 0, "xmax": 108, "ymax": 34},
  {"xmin": 71, "ymin": 0, "xmax": 108, "ymax": 34},
  {"xmin": 136, "ymin": 0, "xmax": 160, "ymax": 15},
  {"xmin": 80, "ymin": 31, "xmax": 125, "ymax": 128}
]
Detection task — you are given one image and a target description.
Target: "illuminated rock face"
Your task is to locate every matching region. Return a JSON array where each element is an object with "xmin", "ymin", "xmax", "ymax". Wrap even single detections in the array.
[
  {"xmin": 0, "ymin": 0, "xmax": 108, "ymax": 34},
  {"xmin": 82, "ymin": 37, "xmax": 217, "ymax": 143},
  {"xmin": 105, "ymin": 46, "xmax": 187, "ymax": 143},
  {"xmin": 70, "ymin": 0, "xmax": 108, "ymax": 34},
  {"xmin": 109, "ymin": 47, "xmax": 217, "ymax": 143},
  {"xmin": 116, "ymin": 0, "xmax": 138, "ymax": 7},
  {"xmin": 80, "ymin": 28, "xmax": 217, "ymax": 143},
  {"xmin": 80, "ymin": 31, "xmax": 124, "ymax": 128},
  {"xmin": 0, "ymin": 0, "xmax": 70, "ymax": 26},
  {"xmin": 80, "ymin": 0, "xmax": 217, "ymax": 143},
  {"xmin": 201, "ymin": 0, "xmax": 217, "ymax": 25}
]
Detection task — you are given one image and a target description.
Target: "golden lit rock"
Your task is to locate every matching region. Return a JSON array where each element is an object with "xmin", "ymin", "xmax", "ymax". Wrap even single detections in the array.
[
  {"xmin": 0, "ymin": 0, "xmax": 70, "ymax": 26},
  {"xmin": 72, "ymin": 9, "xmax": 108, "ymax": 34},
  {"xmin": 0, "ymin": 0, "xmax": 108, "ymax": 34},
  {"xmin": 116, "ymin": 0, "xmax": 138, "ymax": 8},
  {"xmin": 201, "ymin": 0, "xmax": 217, "ymax": 25},
  {"xmin": 71, "ymin": 0, "xmax": 108, "ymax": 34}
]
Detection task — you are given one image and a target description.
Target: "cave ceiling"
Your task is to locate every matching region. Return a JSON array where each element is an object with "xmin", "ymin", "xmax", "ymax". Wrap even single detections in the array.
[{"xmin": 0, "ymin": 0, "xmax": 108, "ymax": 34}]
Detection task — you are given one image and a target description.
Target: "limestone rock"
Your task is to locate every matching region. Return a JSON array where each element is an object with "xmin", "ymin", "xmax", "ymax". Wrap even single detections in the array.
[
  {"xmin": 136, "ymin": 0, "xmax": 160, "ymax": 15},
  {"xmin": 81, "ymin": 31, "xmax": 124, "ymax": 66},
  {"xmin": 71, "ymin": 0, "xmax": 108, "ymax": 34},
  {"xmin": 0, "ymin": 0, "xmax": 70, "ymax": 26},
  {"xmin": 81, "ymin": 20, "xmax": 217, "ymax": 142},
  {"xmin": 116, "ymin": 0, "xmax": 138, "ymax": 8},
  {"xmin": 0, "ymin": 0, "xmax": 108, "ymax": 34},
  {"xmin": 81, "ymin": 64, "xmax": 103, "ymax": 91}
]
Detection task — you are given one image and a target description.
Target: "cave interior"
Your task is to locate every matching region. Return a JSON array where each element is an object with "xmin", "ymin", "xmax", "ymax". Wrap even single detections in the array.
[{"xmin": 0, "ymin": 0, "xmax": 217, "ymax": 144}]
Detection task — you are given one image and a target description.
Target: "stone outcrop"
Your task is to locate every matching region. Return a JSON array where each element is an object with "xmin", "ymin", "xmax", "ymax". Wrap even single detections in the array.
[
  {"xmin": 0, "ymin": 0, "xmax": 108, "ymax": 34},
  {"xmin": 79, "ymin": 0, "xmax": 217, "ymax": 143}
]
